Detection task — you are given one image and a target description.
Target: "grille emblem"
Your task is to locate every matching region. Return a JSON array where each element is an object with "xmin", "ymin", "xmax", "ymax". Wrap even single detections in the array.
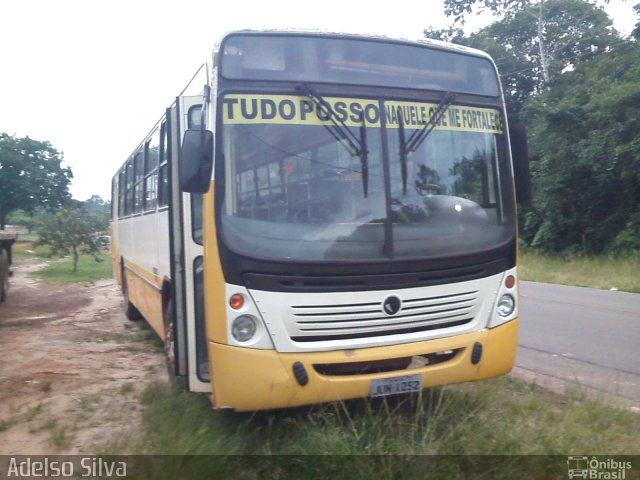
[{"xmin": 382, "ymin": 296, "xmax": 402, "ymax": 316}]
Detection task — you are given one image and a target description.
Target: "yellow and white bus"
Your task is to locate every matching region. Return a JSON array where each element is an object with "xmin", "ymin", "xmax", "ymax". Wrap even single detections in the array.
[{"xmin": 111, "ymin": 31, "xmax": 531, "ymax": 411}]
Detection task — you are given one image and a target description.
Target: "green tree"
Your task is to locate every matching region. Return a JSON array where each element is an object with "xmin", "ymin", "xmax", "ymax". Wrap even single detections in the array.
[
  {"xmin": 429, "ymin": 0, "xmax": 638, "ymax": 254},
  {"xmin": 429, "ymin": 0, "xmax": 618, "ymax": 117},
  {"xmin": 633, "ymin": 3, "xmax": 640, "ymax": 40},
  {"xmin": 6, "ymin": 209, "xmax": 41, "ymax": 233},
  {"xmin": 83, "ymin": 195, "xmax": 110, "ymax": 231},
  {"xmin": 84, "ymin": 195, "xmax": 109, "ymax": 214},
  {"xmin": 523, "ymin": 42, "xmax": 640, "ymax": 254},
  {"xmin": 0, "ymin": 133, "xmax": 73, "ymax": 229},
  {"xmin": 34, "ymin": 206, "xmax": 105, "ymax": 273}
]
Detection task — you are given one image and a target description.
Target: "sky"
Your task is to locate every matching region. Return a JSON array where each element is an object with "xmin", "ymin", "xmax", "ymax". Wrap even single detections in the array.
[{"xmin": 1, "ymin": 0, "xmax": 637, "ymax": 201}]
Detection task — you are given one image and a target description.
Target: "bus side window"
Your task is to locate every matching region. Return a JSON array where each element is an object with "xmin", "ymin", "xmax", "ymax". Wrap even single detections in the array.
[
  {"xmin": 118, "ymin": 170, "xmax": 125, "ymax": 218},
  {"xmin": 125, "ymin": 160, "xmax": 134, "ymax": 216},
  {"xmin": 145, "ymin": 173, "xmax": 158, "ymax": 211},
  {"xmin": 144, "ymin": 129, "xmax": 160, "ymax": 211},
  {"xmin": 158, "ymin": 121, "xmax": 169, "ymax": 208},
  {"xmin": 133, "ymin": 149, "xmax": 144, "ymax": 213}
]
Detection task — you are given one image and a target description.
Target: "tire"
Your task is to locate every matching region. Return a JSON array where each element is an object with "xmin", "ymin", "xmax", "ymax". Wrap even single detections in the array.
[
  {"xmin": 122, "ymin": 271, "xmax": 142, "ymax": 321},
  {"xmin": 0, "ymin": 250, "xmax": 8, "ymax": 303}
]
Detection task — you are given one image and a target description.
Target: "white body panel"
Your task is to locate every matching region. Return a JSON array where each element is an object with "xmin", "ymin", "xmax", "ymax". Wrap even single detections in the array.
[
  {"xmin": 247, "ymin": 270, "xmax": 513, "ymax": 353},
  {"xmin": 116, "ymin": 210, "xmax": 170, "ymax": 279}
]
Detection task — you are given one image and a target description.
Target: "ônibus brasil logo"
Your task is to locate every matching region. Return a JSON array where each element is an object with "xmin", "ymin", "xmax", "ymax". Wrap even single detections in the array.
[{"xmin": 567, "ymin": 456, "xmax": 632, "ymax": 479}]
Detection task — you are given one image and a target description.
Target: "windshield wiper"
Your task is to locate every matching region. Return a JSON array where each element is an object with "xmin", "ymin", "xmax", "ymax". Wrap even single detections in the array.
[
  {"xmin": 296, "ymin": 84, "xmax": 369, "ymax": 197},
  {"xmin": 398, "ymin": 114, "xmax": 408, "ymax": 195},
  {"xmin": 404, "ymin": 91, "xmax": 455, "ymax": 153},
  {"xmin": 398, "ymin": 92, "xmax": 455, "ymax": 194},
  {"xmin": 359, "ymin": 121, "xmax": 369, "ymax": 197}
]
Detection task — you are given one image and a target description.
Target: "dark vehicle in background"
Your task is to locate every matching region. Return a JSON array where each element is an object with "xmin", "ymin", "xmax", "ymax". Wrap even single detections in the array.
[{"xmin": 0, "ymin": 231, "xmax": 18, "ymax": 303}]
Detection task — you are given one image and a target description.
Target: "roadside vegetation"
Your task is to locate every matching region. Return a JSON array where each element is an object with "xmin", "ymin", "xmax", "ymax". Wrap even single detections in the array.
[
  {"xmin": 137, "ymin": 378, "xmax": 639, "ymax": 454},
  {"xmin": 429, "ymin": 0, "xmax": 640, "ymax": 263},
  {"xmin": 104, "ymin": 376, "xmax": 639, "ymax": 478},
  {"xmin": 520, "ymin": 249, "xmax": 640, "ymax": 293}
]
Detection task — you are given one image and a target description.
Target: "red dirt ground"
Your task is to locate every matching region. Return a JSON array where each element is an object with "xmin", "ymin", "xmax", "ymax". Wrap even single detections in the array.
[{"xmin": 0, "ymin": 254, "xmax": 164, "ymax": 454}]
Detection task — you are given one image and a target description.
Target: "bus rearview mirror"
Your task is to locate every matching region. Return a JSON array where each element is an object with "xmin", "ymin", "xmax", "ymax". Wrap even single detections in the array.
[
  {"xmin": 508, "ymin": 123, "xmax": 532, "ymax": 207},
  {"xmin": 180, "ymin": 129, "xmax": 214, "ymax": 193}
]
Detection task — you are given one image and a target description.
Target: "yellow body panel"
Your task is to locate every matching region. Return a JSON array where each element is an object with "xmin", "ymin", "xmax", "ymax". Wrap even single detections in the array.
[
  {"xmin": 110, "ymin": 226, "xmax": 164, "ymax": 338},
  {"xmin": 203, "ymin": 183, "xmax": 229, "ymax": 344},
  {"xmin": 209, "ymin": 319, "xmax": 518, "ymax": 411},
  {"xmin": 122, "ymin": 260, "xmax": 165, "ymax": 338}
]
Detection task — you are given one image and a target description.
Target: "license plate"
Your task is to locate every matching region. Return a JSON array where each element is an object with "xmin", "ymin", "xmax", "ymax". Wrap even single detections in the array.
[{"xmin": 370, "ymin": 374, "xmax": 423, "ymax": 398}]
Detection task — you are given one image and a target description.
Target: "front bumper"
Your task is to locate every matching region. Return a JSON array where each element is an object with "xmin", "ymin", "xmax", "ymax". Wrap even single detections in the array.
[{"xmin": 209, "ymin": 319, "xmax": 518, "ymax": 411}]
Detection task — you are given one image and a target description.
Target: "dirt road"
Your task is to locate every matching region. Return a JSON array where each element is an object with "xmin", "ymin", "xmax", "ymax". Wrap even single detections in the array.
[{"xmin": 0, "ymin": 255, "xmax": 165, "ymax": 454}]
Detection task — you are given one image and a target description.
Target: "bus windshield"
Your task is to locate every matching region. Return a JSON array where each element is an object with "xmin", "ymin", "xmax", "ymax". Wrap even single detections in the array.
[{"xmin": 220, "ymin": 93, "xmax": 515, "ymax": 262}]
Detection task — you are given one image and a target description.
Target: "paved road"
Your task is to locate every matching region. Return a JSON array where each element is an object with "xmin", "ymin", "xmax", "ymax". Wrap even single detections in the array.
[{"xmin": 516, "ymin": 281, "xmax": 640, "ymax": 407}]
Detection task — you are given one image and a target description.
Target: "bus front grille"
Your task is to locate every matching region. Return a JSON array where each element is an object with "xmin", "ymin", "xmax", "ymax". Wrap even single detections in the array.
[{"xmin": 288, "ymin": 291, "xmax": 478, "ymax": 342}]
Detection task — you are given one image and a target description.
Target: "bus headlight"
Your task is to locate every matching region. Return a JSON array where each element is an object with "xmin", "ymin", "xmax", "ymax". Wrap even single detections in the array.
[
  {"xmin": 231, "ymin": 315, "xmax": 257, "ymax": 342},
  {"xmin": 496, "ymin": 294, "xmax": 515, "ymax": 317}
]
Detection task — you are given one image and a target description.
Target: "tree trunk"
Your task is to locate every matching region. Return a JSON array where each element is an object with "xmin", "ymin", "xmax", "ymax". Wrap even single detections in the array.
[
  {"xmin": 72, "ymin": 245, "xmax": 79, "ymax": 273},
  {"xmin": 537, "ymin": 0, "xmax": 551, "ymax": 89}
]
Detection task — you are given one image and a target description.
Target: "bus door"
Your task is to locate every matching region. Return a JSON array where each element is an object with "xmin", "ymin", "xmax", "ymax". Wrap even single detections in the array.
[{"xmin": 171, "ymin": 94, "xmax": 211, "ymax": 392}]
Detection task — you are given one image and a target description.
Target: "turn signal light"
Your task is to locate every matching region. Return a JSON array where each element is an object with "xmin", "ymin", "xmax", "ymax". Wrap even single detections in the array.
[
  {"xmin": 229, "ymin": 293, "xmax": 245, "ymax": 310},
  {"xmin": 505, "ymin": 275, "xmax": 516, "ymax": 289}
]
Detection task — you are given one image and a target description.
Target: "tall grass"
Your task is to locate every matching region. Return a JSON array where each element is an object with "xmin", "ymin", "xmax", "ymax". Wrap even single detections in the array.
[
  {"xmin": 520, "ymin": 249, "xmax": 640, "ymax": 293},
  {"xmin": 132, "ymin": 378, "xmax": 639, "ymax": 458},
  {"xmin": 11, "ymin": 236, "xmax": 51, "ymax": 257},
  {"xmin": 112, "ymin": 378, "xmax": 639, "ymax": 479}
]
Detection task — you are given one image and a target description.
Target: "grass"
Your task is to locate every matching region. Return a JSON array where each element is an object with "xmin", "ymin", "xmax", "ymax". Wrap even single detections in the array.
[
  {"xmin": 49, "ymin": 425, "xmax": 71, "ymax": 449},
  {"xmin": 35, "ymin": 419, "xmax": 72, "ymax": 450},
  {"xmin": 11, "ymin": 236, "xmax": 51, "ymax": 257},
  {"xmin": 34, "ymin": 253, "xmax": 112, "ymax": 284},
  {"xmin": 124, "ymin": 378, "xmax": 638, "ymax": 478},
  {"xmin": 112, "ymin": 322, "xmax": 163, "ymax": 348},
  {"xmin": 137, "ymin": 378, "xmax": 639, "ymax": 455},
  {"xmin": 0, "ymin": 418, "xmax": 18, "ymax": 432},
  {"xmin": 0, "ymin": 404, "xmax": 44, "ymax": 433},
  {"xmin": 119, "ymin": 383, "xmax": 134, "ymax": 396},
  {"xmin": 11, "ymin": 234, "xmax": 112, "ymax": 283},
  {"xmin": 38, "ymin": 381, "xmax": 52, "ymax": 392},
  {"xmin": 520, "ymin": 249, "xmax": 640, "ymax": 293},
  {"xmin": 26, "ymin": 403, "xmax": 43, "ymax": 421}
]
